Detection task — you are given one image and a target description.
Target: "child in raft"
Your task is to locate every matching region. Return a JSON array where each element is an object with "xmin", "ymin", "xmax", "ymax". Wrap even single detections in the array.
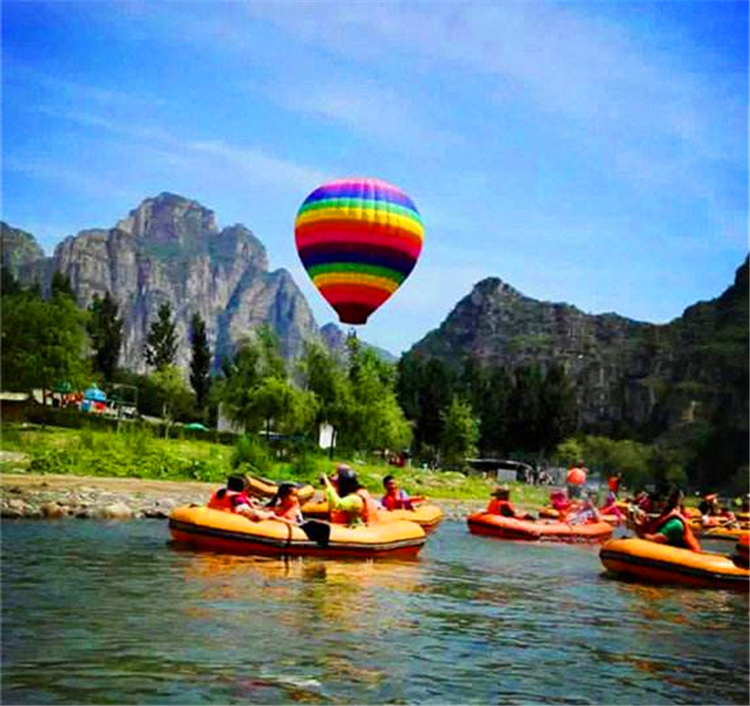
[
  {"xmin": 567, "ymin": 492, "xmax": 602, "ymax": 525},
  {"xmin": 486, "ymin": 486, "xmax": 534, "ymax": 520},
  {"xmin": 208, "ymin": 474, "xmax": 264, "ymax": 514},
  {"xmin": 600, "ymin": 489, "xmax": 625, "ymax": 523},
  {"xmin": 549, "ymin": 489, "xmax": 576, "ymax": 519},
  {"xmin": 380, "ymin": 475, "xmax": 425, "ymax": 511},
  {"xmin": 260, "ymin": 483, "xmax": 304, "ymax": 524}
]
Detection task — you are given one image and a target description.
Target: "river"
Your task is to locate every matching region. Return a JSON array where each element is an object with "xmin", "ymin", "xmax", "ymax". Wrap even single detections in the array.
[{"xmin": 1, "ymin": 519, "xmax": 747, "ymax": 705}]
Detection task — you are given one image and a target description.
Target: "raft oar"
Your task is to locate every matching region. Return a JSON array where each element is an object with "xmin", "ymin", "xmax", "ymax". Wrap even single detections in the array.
[
  {"xmin": 259, "ymin": 514, "xmax": 332, "ymax": 548},
  {"xmin": 299, "ymin": 519, "xmax": 331, "ymax": 547}
]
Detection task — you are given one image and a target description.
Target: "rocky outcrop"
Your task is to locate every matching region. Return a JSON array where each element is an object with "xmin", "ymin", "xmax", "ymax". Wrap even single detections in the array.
[
  {"xmin": 409, "ymin": 258, "xmax": 749, "ymax": 439},
  {"xmin": 1, "ymin": 222, "xmax": 46, "ymax": 275},
  {"xmin": 5, "ymin": 193, "xmax": 321, "ymax": 369}
]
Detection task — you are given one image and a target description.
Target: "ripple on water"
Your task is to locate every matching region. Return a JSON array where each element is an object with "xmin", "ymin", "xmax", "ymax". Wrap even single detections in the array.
[{"xmin": 2, "ymin": 519, "xmax": 748, "ymax": 705}]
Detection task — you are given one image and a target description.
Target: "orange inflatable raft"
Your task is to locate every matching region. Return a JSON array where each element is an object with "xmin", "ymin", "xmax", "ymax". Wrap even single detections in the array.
[
  {"xmin": 243, "ymin": 474, "xmax": 315, "ymax": 503},
  {"xmin": 600, "ymin": 537, "xmax": 749, "ymax": 590},
  {"xmin": 168, "ymin": 505, "xmax": 426, "ymax": 559},
  {"xmin": 301, "ymin": 500, "xmax": 443, "ymax": 532},
  {"xmin": 466, "ymin": 513, "xmax": 613, "ymax": 542},
  {"xmin": 690, "ymin": 523, "xmax": 749, "ymax": 542},
  {"xmin": 538, "ymin": 506, "xmax": 622, "ymax": 525}
]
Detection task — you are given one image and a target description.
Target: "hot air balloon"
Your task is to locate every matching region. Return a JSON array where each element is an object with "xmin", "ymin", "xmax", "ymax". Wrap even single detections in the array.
[{"xmin": 294, "ymin": 177, "xmax": 424, "ymax": 325}]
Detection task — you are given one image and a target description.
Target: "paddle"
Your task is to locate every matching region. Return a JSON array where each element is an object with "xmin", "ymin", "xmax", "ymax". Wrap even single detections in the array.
[{"xmin": 299, "ymin": 519, "xmax": 331, "ymax": 547}]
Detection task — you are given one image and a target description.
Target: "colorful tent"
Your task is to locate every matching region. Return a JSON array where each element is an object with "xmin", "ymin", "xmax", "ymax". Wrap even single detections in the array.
[{"xmin": 84, "ymin": 385, "xmax": 107, "ymax": 402}]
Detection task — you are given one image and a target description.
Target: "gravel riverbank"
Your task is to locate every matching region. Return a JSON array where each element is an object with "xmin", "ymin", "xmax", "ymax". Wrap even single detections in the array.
[{"xmin": 0, "ymin": 473, "xmax": 483, "ymax": 521}]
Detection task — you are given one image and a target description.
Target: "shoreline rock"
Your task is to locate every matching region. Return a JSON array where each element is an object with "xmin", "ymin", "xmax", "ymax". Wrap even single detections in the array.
[
  {"xmin": 1, "ymin": 473, "xmax": 212, "ymax": 521},
  {"xmin": 0, "ymin": 473, "xmax": 483, "ymax": 521}
]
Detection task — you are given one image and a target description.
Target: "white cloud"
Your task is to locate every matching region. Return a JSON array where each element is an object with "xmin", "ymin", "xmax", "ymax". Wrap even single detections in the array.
[
  {"xmin": 3, "ymin": 155, "xmax": 133, "ymax": 201},
  {"xmin": 185, "ymin": 140, "xmax": 331, "ymax": 193},
  {"xmin": 247, "ymin": 2, "xmax": 745, "ymax": 196}
]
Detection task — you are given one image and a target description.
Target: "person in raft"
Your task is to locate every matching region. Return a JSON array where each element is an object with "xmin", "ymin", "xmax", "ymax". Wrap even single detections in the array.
[
  {"xmin": 633, "ymin": 488, "xmax": 701, "ymax": 552},
  {"xmin": 320, "ymin": 464, "xmax": 380, "ymax": 526},
  {"xmin": 258, "ymin": 483, "xmax": 304, "ymax": 524},
  {"xmin": 550, "ymin": 489, "xmax": 575, "ymax": 519},
  {"xmin": 567, "ymin": 492, "xmax": 602, "ymax": 525},
  {"xmin": 207, "ymin": 474, "xmax": 262, "ymax": 514},
  {"xmin": 698, "ymin": 493, "xmax": 736, "ymax": 526},
  {"xmin": 486, "ymin": 486, "xmax": 534, "ymax": 520},
  {"xmin": 381, "ymin": 475, "xmax": 425, "ymax": 511}
]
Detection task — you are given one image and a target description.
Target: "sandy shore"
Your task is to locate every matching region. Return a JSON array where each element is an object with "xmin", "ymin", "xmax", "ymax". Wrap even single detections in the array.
[{"xmin": 0, "ymin": 472, "xmax": 482, "ymax": 520}]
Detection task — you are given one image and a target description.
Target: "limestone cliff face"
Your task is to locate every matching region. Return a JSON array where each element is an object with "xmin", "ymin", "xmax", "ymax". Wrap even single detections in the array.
[
  {"xmin": 8, "ymin": 193, "xmax": 320, "ymax": 371},
  {"xmin": 1, "ymin": 222, "xmax": 46, "ymax": 274},
  {"xmin": 410, "ymin": 260, "xmax": 749, "ymax": 437}
]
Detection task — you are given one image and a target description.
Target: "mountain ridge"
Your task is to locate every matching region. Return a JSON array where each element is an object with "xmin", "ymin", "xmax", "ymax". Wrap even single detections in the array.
[{"xmin": 407, "ymin": 256, "xmax": 749, "ymax": 446}]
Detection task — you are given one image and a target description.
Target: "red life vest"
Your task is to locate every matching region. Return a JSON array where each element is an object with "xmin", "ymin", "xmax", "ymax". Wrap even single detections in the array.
[
  {"xmin": 382, "ymin": 490, "xmax": 412, "ymax": 511},
  {"xmin": 330, "ymin": 488, "xmax": 380, "ymax": 525},
  {"xmin": 207, "ymin": 489, "xmax": 240, "ymax": 512},
  {"xmin": 273, "ymin": 500, "xmax": 302, "ymax": 523},
  {"xmin": 649, "ymin": 508, "xmax": 701, "ymax": 552},
  {"xmin": 487, "ymin": 499, "xmax": 516, "ymax": 517}
]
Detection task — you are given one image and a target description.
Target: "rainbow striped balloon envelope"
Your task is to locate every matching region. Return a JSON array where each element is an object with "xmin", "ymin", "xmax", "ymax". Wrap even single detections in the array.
[{"xmin": 294, "ymin": 177, "xmax": 424, "ymax": 325}]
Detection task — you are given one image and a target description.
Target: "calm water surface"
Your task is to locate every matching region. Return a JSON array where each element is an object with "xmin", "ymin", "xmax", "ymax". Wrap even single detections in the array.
[{"xmin": 2, "ymin": 519, "xmax": 748, "ymax": 705}]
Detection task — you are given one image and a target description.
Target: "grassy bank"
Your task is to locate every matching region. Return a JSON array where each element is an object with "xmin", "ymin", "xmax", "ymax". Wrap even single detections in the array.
[{"xmin": 0, "ymin": 423, "xmax": 557, "ymax": 507}]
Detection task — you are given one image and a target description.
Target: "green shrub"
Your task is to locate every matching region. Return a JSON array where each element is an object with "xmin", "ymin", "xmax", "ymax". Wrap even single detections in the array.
[
  {"xmin": 285, "ymin": 452, "xmax": 328, "ymax": 484},
  {"xmin": 231, "ymin": 435, "xmax": 273, "ymax": 475},
  {"xmin": 186, "ymin": 459, "xmax": 226, "ymax": 483},
  {"xmin": 123, "ymin": 424, "xmax": 153, "ymax": 457},
  {"xmin": 79, "ymin": 424, "xmax": 96, "ymax": 450}
]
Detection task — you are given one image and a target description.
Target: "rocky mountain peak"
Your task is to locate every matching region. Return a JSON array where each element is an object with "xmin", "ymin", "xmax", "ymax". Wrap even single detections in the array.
[
  {"xmin": 116, "ymin": 192, "xmax": 218, "ymax": 247},
  {"xmin": 2, "ymin": 194, "xmax": 320, "ymax": 371},
  {"xmin": 1, "ymin": 222, "xmax": 45, "ymax": 272},
  {"xmin": 473, "ymin": 276, "xmax": 523, "ymax": 299}
]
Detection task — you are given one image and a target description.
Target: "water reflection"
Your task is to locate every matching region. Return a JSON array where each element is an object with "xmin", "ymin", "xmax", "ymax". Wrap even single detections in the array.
[{"xmin": 2, "ymin": 520, "xmax": 748, "ymax": 705}]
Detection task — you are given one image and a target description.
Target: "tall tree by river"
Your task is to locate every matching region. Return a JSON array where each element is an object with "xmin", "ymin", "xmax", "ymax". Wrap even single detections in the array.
[
  {"xmin": 189, "ymin": 313, "xmax": 211, "ymax": 413},
  {"xmin": 144, "ymin": 303, "xmax": 178, "ymax": 372},
  {"xmin": 87, "ymin": 292, "xmax": 124, "ymax": 382}
]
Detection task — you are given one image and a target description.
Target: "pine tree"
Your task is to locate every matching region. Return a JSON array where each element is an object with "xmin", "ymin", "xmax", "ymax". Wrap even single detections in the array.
[
  {"xmin": 144, "ymin": 302, "xmax": 178, "ymax": 371},
  {"xmin": 189, "ymin": 312, "xmax": 211, "ymax": 411},
  {"xmin": 87, "ymin": 291, "xmax": 123, "ymax": 381},
  {"xmin": 51, "ymin": 271, "xmax": 75, "ymax": 300}
]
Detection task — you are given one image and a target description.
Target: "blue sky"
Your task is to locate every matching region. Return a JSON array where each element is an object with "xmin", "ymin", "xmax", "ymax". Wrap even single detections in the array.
[{"xmin": 2, "ymin": 1, "xmax": 748, "ymax": 355}]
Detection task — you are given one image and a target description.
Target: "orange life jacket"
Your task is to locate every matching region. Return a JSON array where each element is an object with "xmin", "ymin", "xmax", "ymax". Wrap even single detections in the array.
[
  {"xmin": 273, "ymin": 500, "xmax": 302, "ymax": 523},
  {"xmin": 207, "ymin": 488, "xmax": 240, "ymax": 512},
  {"xmin": 330, "ymin": 488, "xmax": 380, "ymax": 525},
  {"xmin": 650, "ymin": 508, "xmax": 701, "ymax": 552},
  {"xmin": 487, "ymin": 499, "xmax": 516, "ymax": 517}
]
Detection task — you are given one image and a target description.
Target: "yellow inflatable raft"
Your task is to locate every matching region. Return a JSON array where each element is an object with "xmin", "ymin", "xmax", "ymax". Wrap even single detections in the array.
[
  {"xmin": 168, "ymin": 505, "xmax": 426, "ymax": 558},
  {"xmin": 600, "ymin": 538, "xmax": 749, "ymax": 590},
  {"xmin": 301, "ymin": 500, "xmax": 443, "ymax": 531}
]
